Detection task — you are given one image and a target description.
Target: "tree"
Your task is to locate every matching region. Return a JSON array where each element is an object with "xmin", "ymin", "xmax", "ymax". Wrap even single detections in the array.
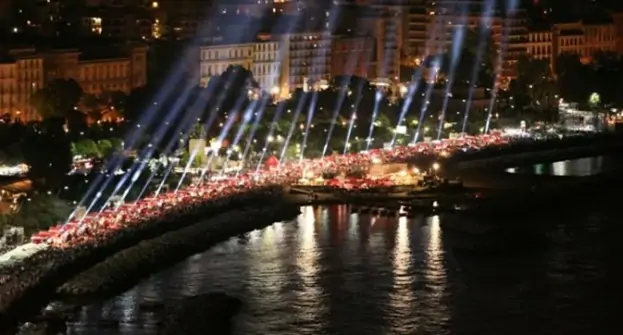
[
  {"xmin": 212, "ymin": 65, "xmax": 258, "ymax": 113},
  {"xmin": 80, "ymin": 93, "xmax": 102, "ymax": 122},
  {"xmin": 21, "ymin": 121, "xmax": 73, "ymax": 191},
  {"xmin": 189, "ymin": 122, "xmax": 207, "ymax": 139},
  {"xmin": 555, "ymin": 53, "xmax": 593, "ymax": 103},
  {"xmin": 510, "ymin": 55, "xmax": 558, "ymax": 109},
  {"xmin": 30, "ymin": 79, "xmax": 85, "ymax": 127},
  {"xmin": 72, "ymin": 139, "xmax": 101, "ymax": 158},
  {"xmin": 99, "ymin": 90, "xmax": 127, "ymax": 119},
  {"xmin": 0, "ymin": 143, "xmax": 24, "ymax": 165},
  {"xmin": 109, "ymin": 137, "xmax": 124, "ymax": 152},
  {"xmin": 435, "ymin": 26, "xmax": 496, "ymax": 86},
  {"xmin": 330, "ymin": 75, "xmax": 374, "ymax": 92},
  {"xmin": 10, "ymin": 194, "xmax": 72, "ymax": 234},
  {"xmin": 192, "ymin": 152, "xmax": 208, "ymax": 168},
  {"xmin": 97, "ymin": 139, "xmax": 114, "ymax": 157},
  {"xmin": 30, "ymin": 88, "xmax": 64, "ymax": 119},
  {"xmin": 125, "ymin": 85, "xmax": 157, "ymax": 122}
]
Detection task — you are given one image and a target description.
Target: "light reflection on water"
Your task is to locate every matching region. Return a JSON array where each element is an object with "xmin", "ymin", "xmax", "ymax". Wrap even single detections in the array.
[
  {"xmin": 67, "ymin": 201, "xmax": 623, "ymax": 335},
  {"xmin": 506, "ymin": 155, "xmax": 613, "ymax": 176}
]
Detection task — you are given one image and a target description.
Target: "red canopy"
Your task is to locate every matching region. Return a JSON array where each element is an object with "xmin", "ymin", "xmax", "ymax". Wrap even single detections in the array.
[{"xmin": 265, "ymin": 155, "xmax": 279, "ymax": 168}]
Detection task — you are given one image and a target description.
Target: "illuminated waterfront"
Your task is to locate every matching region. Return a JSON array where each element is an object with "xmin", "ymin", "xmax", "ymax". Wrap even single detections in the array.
[{"xmin": 66, "ymin": 200, "xmax": 623, "ymax": 334}]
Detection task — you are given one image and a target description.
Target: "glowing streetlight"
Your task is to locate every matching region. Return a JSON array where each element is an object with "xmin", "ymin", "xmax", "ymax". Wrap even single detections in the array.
[{"xmin": 432, "ymin": 162, "xmax": 440, "ymax": 171}]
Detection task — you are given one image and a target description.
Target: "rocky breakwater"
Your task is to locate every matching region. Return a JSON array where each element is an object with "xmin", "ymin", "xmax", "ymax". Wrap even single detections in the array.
[
  {"xmin": 0, "ymin": 186, "xmax": 285, "ymax": 333},
  {"xmin": 57, "ymin": 203, "xmax": 300, "ymax": 299}
]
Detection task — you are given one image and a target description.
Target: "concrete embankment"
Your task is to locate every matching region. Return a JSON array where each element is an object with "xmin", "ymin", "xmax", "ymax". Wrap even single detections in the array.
[
  {"xmin": 459, "ymin": 171, "xmax": 623, "ymax": 219},
  {"xmin": 0, "ymin": 186, "xmax": 285, "ymax": 333},
  {"xmin": 453, "ymin": 135, "xmax": 623, "ymax": 170},
  {"xmin": 56, "ymin": 204, "xmax": 300, "ymax": 300}
]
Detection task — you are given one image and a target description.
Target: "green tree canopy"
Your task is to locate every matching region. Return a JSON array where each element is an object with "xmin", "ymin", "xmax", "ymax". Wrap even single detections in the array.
[
  {"xmin": 109, "ymin": 137, "xmax": 124, "ymax": 152},
  {"xmin": 21, "ymin": 122, "xmax": 73, "ymax": 191},
  {"xmin": 509, "ymin": 55, "xmax": 558, "ymax": 109},
  {"xmin": 0, "ymin": 143, "xmax": 24, "ymax": 165},
  {"xmin": 72, "ymin": 138, "xmax": 101, "ymax": 158},
  {"xmin": 10, "ymin": 194, "xmax": 72, "ymax": 234},
  {"xmin": 435, "ymin": 26, "xmax": 496, "ymax": 86},
  {"xmin": 30, "ymin": 79, "xmax": 85, "ymax": 127},
  {"xmin": 97, "ymin": 139, "xmax": 114, "ymax": 157}
]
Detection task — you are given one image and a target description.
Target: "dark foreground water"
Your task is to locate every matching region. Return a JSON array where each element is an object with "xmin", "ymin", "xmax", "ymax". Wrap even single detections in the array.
[
  {"xmin": 63, "ymin": 204, "xmax": 623, "ymax": 335},
  {"xmin": 62, "ymin": 155, "xmax": 623, "ymax": 335},
  {"xmin": 507, "ymin": 154, "xmax": 621, "ymax": 176}
]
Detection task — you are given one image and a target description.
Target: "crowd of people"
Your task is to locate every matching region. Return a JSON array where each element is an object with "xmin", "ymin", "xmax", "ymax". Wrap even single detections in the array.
[
  {"xmin": 0, "ymin": 133, "xmax": 509, "ymax": 301},
  {"xmin": 28, "ymin": 133, "xmax": 507, "ymax": 249},
  {"xmin": 0, "ymin": 186, "xmax": 284, "ymax": 320}
]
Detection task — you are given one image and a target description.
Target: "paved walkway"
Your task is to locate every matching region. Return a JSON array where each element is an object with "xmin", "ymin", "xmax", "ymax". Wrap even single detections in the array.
[{"xmin": 0, "ymin": 243, "xmax": 48, "ymax": 268}]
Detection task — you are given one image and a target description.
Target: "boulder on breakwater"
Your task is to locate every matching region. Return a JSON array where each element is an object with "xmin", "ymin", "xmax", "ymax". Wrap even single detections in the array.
[
  {"xmin": 0, "ymin": 186, "xmax": 285, "ymax": 333},
  {"xmin": 57, "ymin": 204, "xmax": 300, "ymax": 299},
  {"xmin": 163, "ymin": 293, "xmax": 242, "ymax": 335}
]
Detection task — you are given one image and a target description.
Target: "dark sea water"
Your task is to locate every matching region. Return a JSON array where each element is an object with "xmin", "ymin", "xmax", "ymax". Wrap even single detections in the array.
[
  {"xmin": 507, "ymin": 154, "xmax": 619, "ymax": 176},
  {"xmin": 63, "ymin": 156, "xmax": 623, "ymax": 335}
]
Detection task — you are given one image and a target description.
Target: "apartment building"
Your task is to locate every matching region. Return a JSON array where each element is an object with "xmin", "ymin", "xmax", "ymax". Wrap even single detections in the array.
[
  {"xmin": 196, "ymin": 39, "xmax": 288, "ymax": 96},
  {"xmin": 330, "ymin": 35, "xmax": 375, "ymax": 79},
  {"xmin": 502, "ymin": 9, "xmax": 529, "ymax": 80},
  {"xmin": 522, "ymin": 20, "xmax": 616, "ymax": 71},
  {"xmin": 612, "ymin": 13, "xmax": 623, "ymax": 54},
  {"xmin": 403, "ymin": 2, "xmax": 428, "ymax": 65},
  {"xmin": 552, "ymin": 22, "xmax": 587, "ymax": 59},
  {"xmin": 359, "ymin": 6, "xmax": 402, "ymax": 82},
  {"xmin": 0, "ymin": 50, "xmax": 45, "ymax": 122},
  {"xmin": 251, "ymin": 41, "xmax": 284, "ymax": 94},
  {"xmin": 81, "ymin": 7, "xmax": 153, "ymax": 41},
  {"xmin": 0, "ymin": 45, "xmax": 147, "ymax": 122},
  {"xmin": 76, "ymin": 45, "xmax": 148, "ymax": 94},
  {"xmin": 526, "ymin": 30, "xmax": 553, "ymax": 61},
  {"xmin": 216, "ymin": 0, "xmax": 303, "ymax": 16},
  {"xmin": 265, "ymin": 31, "xmax": 332, "ymax": 91}
]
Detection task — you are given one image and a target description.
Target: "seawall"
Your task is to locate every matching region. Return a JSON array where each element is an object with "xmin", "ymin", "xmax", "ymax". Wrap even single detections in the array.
[
  {"xmin": 56, "ymin": 204, "xmax": 300, "ymax": 300},
  {"xmin": 0, "ymin": 186, "xmax": 285, "ymax": 333},
  {"xmin": 452, "ymin": 134, "xmax": 623, "ymax": 170},
  {"xmin": 457, "ymin": 142, "xmax": 623, "ymax": 169}
]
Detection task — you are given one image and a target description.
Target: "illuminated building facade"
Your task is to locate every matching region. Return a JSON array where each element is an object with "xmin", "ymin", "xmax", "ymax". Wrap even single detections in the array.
[
  {"xmin": 81, "ymin": 7, "xmax": 153, "ymax": 40},
  {"xmin": 330, "ymin": 36, "xmax": 375, "ymax": 79},
  {"xmin": 251, "ymin": 41, "xmax": 286, "ymax": 96},
  {"xmin": 525, "ymin": 30, "xmax": 553, "ymax": 61},
  {"xmin": 551, "ymin": 21, "xmax": 616, "ymax": 66},
  {"xmin": 612, "ymin": 13, "xmax": 623, "ymax": 54},
  {"xmin": 150, "ymin": 0, "xmax": 211, "ymax": 40},
  {"xmin": 197, "ymin": 42, "xmax": 254, "ymax": 88},
  {"xmin": 360, "ymin": 7, "xmax": 402, "ymax": 83},
  {"xmin": 276, "ymin": 32, "xmax": 332, "ymax": 90},
  {"xmin": 500, "ymin": 9, "xmax": 529, "ymax": 81},
  {"xmin": 521, "ymin": 20, "xmax": 615, "ymax": 71},
  {"xmin": 77, "ymin": 45, "xmax": 148, "ymax": 95},
  {"xmin": 197, "ymin": 40, "xmax": 288, "ymax": 95},
  {"xmin": 0, "ymin": 45, "xmax": 147, "ymax": 122},
  {"xmin": 403, "ymin": 2, "xmax": 428, "ymax": 65},
  {"xmin": 0, "ymin": 49, "xmax": 45, "ymax": 122},
  {"xmin": 216, "ymin": 0, "xmax": 303, "ymax": 16}
]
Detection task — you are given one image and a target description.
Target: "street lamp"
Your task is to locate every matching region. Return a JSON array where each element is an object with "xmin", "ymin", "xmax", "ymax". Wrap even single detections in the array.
[
  {"xmin": 432, "ymin": 162, "xmax": 440, "ymax": 171},
  {"xmin": 270, "ymin": 86, "xmax": 280, "ymax": 95}
]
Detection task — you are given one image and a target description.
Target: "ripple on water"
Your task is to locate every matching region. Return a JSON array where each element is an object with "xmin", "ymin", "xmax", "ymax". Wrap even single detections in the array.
[{"xmin": 66, "ymin": 203, "xmax": 623, "ymax": 335}]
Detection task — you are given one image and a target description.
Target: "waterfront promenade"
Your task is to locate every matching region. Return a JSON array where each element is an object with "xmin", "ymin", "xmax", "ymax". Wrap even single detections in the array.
[{"xmin": 0, "ymin": 132, "xmax": 621, "ymax": 331}]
